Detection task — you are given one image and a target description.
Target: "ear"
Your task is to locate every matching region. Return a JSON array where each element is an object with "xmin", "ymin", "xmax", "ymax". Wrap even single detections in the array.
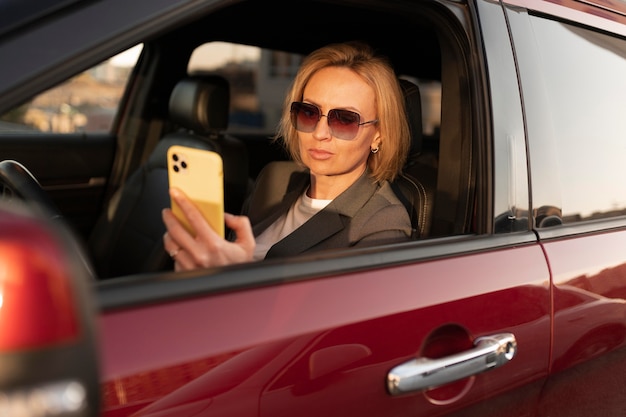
[{"xmin": 371, "ymin": 135, "xmax": 382, "ymax": 151}]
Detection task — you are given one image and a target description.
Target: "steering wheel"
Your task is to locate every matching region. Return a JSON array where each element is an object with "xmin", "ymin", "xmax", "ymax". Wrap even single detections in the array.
[{"xmin": 0, "ymin": 159, "xmax": 64, "ymax": 221}]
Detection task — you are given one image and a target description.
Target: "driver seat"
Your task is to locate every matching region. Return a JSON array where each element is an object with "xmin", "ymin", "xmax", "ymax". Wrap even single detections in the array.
[{"xmin": 391, "ymin": 78, "xmax": 437, "ymax": 239}]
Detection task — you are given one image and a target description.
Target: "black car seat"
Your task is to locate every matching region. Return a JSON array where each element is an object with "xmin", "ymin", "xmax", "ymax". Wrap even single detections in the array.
[
  {"xmin": 390, "ymin": 78, "xmax": 437, "ymax": 239},
  {"xmin": 168, "ymin": 75, "xmax": 250, "ymax": 215},
  {"xmin": 89, "ymin": 74, "xmax": 249, "ymax": 278}
]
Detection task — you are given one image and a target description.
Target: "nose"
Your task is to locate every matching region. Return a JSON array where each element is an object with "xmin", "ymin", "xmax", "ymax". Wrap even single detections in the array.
[{"xmin": 312, "ymin": 114, "xmax": 332, "ymax": 141}]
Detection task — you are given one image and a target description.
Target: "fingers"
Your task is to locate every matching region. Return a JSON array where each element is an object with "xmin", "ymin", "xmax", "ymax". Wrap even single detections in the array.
[
  {"xmin": 169, "ymin": 187, "xmax": 219, "ymax": 238},
  {"xmin": 162, "ymin": 225, "xmax": 186, "ymax": 270},
  {"xmin": 163, "ymin": 209, "xmax": 204, "ymax": 271},
  {"xmin": 162, "ymin": 207, "xmax": 196, "ymax": 252},
  {"xmin": 224, "ymin": 213, "xmax": 255, "ymax": 254},
  {"xmin": 163, "ymin": 187, "xmax": 219, "ymax": 262},
  {"xmin": 163, "ymin": 188, "xmax": 256, "ymax": 271},
  {"xmin": 163, "ymin": 232, "xmax": 180, "ymax": 258}
]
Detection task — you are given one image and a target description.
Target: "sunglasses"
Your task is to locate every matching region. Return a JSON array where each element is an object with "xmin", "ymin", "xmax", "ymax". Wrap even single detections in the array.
[{"xmin": 290, "ymin": 102, "xmax": 378, "ymax": 140}]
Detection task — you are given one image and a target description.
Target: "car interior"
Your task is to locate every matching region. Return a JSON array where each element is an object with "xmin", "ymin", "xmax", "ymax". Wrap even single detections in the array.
[{"xmin": 0, "ymin": 0, "xmax": 478, "ymax": 280}]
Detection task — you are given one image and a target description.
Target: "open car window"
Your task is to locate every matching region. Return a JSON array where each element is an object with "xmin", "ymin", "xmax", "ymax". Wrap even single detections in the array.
[
  {"xmin": 0, "ymin": 45, "xmax": 142, "ymax": 134},
  {"xmin": 187, "ymin": 42, "xmax": 442, "ymax": 141},
  {"xmin": 188, "ymin": 42, "xmax": 303, "ymax": 136}
]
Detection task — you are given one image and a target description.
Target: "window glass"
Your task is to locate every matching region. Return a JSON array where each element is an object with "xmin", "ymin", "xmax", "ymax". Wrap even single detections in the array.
[
  {"xmin": 418, "ymin": 79, "xmax": 442, "ymax": 138},
  {"xmin": 188, "ymin": 42, "xmax": 303, "ymax": 135},
  {"xmin": 0, "ymin": 44, "xmax": 142, "ymax": 134},
  {"xmin": 524, "ymin": 17, "xmax": 626, "ymax": 225},
  {"xmin": 188, "ymin": 42, "xmax": 443, "ymax": 140}
]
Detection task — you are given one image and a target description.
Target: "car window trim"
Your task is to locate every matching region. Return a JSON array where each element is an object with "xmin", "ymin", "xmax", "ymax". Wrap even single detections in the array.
[{"xmin": 97, "ymin": 232, "xmax": 538, "ymax": 311}]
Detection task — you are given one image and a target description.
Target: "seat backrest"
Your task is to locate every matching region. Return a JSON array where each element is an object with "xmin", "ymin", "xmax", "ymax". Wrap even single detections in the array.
[
  {"xmin": 391, "ymin": 78, "xmax": 438, "ymax": 239},
  {"xmin": 89, "ymin": 74, "xmax": 249, "ymax": 278},
  {"xmin": 169, "ymin": 75, "xmax": 250, "ymax": 215}
]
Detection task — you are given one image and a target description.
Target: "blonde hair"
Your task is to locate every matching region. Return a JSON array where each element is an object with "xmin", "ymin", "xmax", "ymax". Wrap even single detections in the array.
[{"xmin": 275, "ymin": 41, "xmax": 410, "ymax": 183}]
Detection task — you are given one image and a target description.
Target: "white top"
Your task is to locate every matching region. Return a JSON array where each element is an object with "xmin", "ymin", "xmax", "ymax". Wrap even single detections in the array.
[{"xmin": 253, "ymin": 191, "xmax": 332, "ymax": 260}]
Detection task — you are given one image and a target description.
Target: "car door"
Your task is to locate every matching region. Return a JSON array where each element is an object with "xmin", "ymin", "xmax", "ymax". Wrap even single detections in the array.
[
  {"xmin": 97, "ymin": 236, "xmax": 551, "ymax": 417},
  {"xmin": 0, "ymin": 0, "xmax": 554, "ymax": 415},
  {"xmin": 96, "ymin": 2, "xmax": 550, "ymax": 413},
  {"xmin": 0, "ymin": 134, "xmax": 115, "ymax": 238},
  {"xmin": 504, "ymin": 1, "xmax": 626, "ymax": 415}
]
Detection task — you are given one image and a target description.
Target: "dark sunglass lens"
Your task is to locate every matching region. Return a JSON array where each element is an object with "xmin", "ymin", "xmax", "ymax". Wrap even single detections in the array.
[
  {"xmin": 328, "ymin": 109, "xmax": 360, "ymax": 139},
  {"xmin": 291, "ymin": 102, "xmax": 320, "ymax": 132},
  {"xmin": 333, "ymin": 109, "xmax": 360, "ymax": 125}
]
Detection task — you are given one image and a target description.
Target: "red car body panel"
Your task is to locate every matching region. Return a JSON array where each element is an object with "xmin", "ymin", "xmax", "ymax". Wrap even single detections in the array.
[
  {"xmin": 538, "ymin": 229, "xmax": 626, "ymax": 416},
  {"xmin": 99, "ymin": 245, "xmax": 550, "ymax": 416}
]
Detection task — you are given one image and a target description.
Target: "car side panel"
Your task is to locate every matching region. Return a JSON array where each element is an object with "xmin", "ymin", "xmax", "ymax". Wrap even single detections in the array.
[
  {"xmin": 538, "ymin": 229, "xmax": 626, "ymax": 416},
  {"xmin": 505, "ymin": 2, "xmax": 626, "ymax": 414},
  {"xmin": 98, "ymin": 243, "xmax": 550, "ymax": 417}
]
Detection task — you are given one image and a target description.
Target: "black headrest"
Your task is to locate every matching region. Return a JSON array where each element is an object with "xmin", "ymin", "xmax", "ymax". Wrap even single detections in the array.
[
  {"xmin": 168, "ymin": 75, "xmax": 230, "ymax": 133},
  {"xmin": 399, "ymin": 78, "xmax": 423, "ymax": 157}
]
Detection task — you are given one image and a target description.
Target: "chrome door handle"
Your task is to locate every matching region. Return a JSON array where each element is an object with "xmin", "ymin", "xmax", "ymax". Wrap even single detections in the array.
[{"xmin": 387, "ymin": 333, "xmax": 517, "ymax": 396}]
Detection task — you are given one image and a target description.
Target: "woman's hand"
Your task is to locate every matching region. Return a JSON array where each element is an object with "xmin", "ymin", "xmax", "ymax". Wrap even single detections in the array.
[{"xmin": 162, "ymin": 187, "xmax": 255, "ymax": 271}]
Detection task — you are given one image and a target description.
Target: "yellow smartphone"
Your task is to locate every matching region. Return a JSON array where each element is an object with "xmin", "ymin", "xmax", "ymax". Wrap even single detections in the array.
[{"xmin": 167, "ymin": 145, "xmax": 225, "ymax": 238}]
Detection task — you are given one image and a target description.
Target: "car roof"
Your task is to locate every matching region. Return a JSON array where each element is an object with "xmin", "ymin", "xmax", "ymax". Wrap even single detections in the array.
[{"xmin": 0, "ymin": 0, "xmax": 84, "ymax": 37}]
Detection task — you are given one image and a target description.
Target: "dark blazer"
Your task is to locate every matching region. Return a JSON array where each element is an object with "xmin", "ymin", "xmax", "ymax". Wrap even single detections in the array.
[{"xmin": 242, "ymin": 161, "xmax": 412, "ymax": 259}]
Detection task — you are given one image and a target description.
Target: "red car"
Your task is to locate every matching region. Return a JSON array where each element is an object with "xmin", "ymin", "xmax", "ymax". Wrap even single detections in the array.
[{"xmin": 2, "ymin": 0, "xmax": 626, "ymax": 416}]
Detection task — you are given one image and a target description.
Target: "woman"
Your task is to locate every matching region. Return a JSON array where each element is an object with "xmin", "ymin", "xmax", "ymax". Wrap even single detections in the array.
[{"xmin": 163, "ymin": 41, "xmax": 412, "ymax": 270}]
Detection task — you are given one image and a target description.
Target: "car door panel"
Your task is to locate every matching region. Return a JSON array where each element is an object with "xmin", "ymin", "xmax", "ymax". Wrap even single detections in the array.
[
  {"xmin": 98, "ymin": 242, "xmax": 550, "ymax": 417},
  {"xmin": 539, "ymin": 228, "xmax": 626, "ymax": 416},
  {"xmin": 0, "ymin": 132, "xmax": 115, "ymax": 235},
  {"xmin": 503, "ymin": 2, "xmax": 626, "ymax": 414}
]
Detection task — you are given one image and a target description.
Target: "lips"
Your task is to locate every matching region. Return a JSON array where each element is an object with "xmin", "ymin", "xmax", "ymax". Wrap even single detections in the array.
[{"xmin": 308, "ymin": 148, "xmax": 334, "ymax": 160}]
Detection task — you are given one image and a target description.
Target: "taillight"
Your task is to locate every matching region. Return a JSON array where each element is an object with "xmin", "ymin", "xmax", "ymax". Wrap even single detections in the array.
[
  {"xmin": 0, "ymin": 207, "xmax": 99, "ymax": 417},
  {"xmin": 0, "ymin": 214, "xmax": 79, "ymax": 351}
]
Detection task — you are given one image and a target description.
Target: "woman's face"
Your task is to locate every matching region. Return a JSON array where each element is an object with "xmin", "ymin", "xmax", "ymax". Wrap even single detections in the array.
[{"xmin": 298, "ymin": 66, "xmax": 380, "ymax": 196}]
